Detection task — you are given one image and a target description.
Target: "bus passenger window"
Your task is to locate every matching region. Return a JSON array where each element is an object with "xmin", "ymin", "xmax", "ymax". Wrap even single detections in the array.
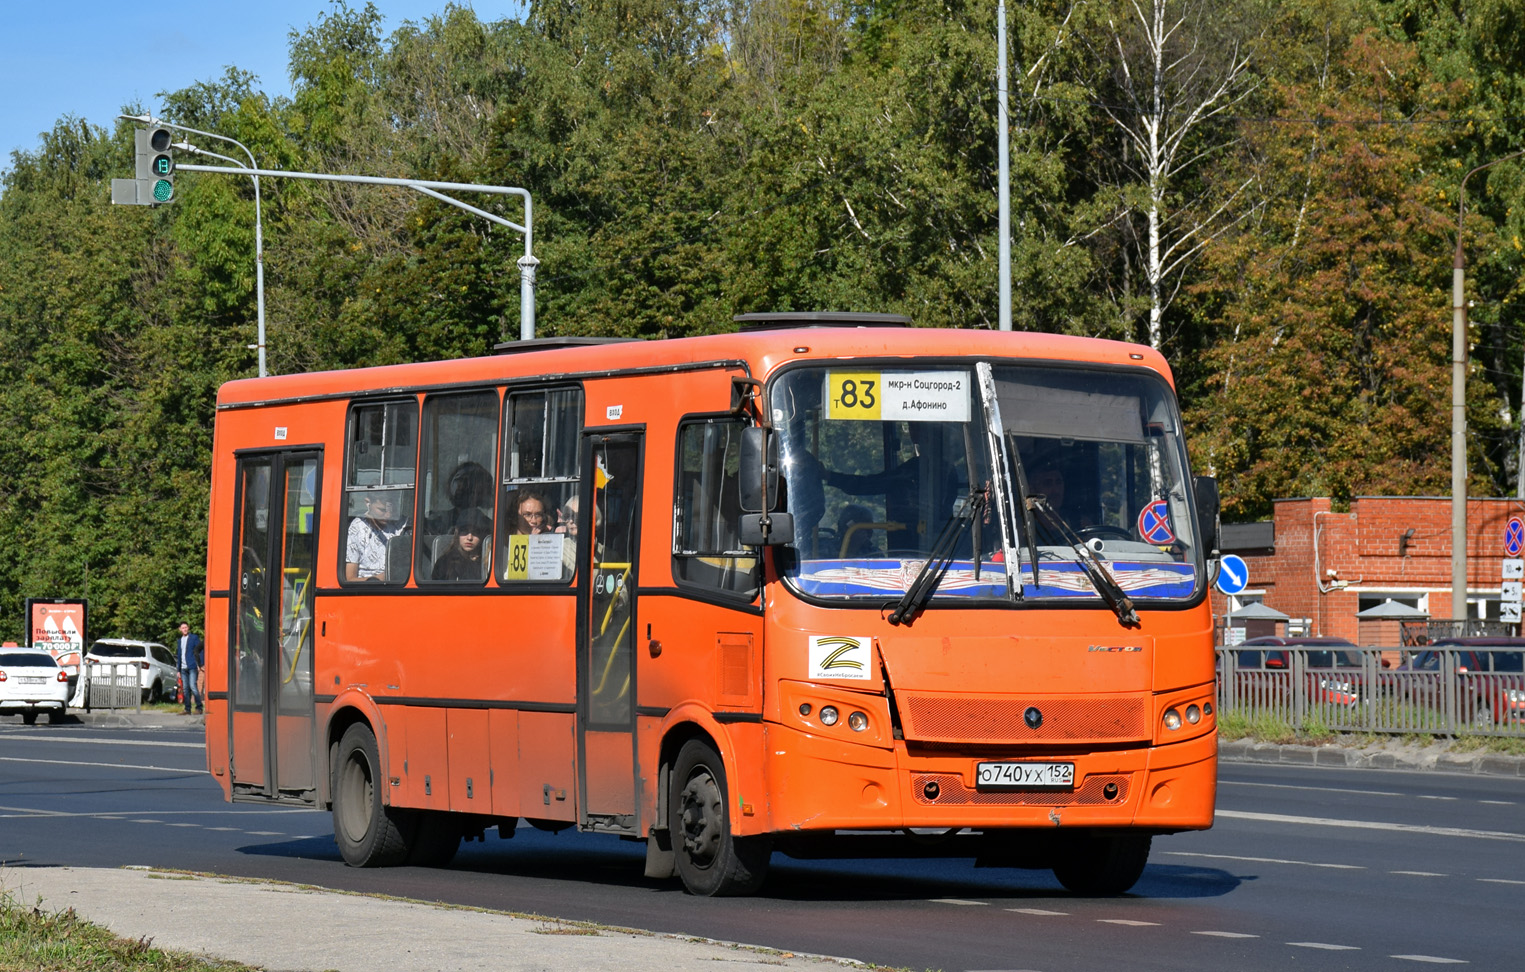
[
  {"xmin": 416, "ymin": 391, "xmax": 498, "ymax": 585},
  {"xmin": 672, "ymin": 418, "xmax": 759, "ymax": 598},
  {"xmin": 499, "ymin": 387, "xmax": 583, "ymax": 583},
  {"xmin": 342, "ymin": 400, "xmax": 417, "ymax": 585}
]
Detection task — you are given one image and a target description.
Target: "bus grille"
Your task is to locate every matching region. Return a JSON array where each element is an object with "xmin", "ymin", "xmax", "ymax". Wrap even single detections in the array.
[
  {"xmin": 899, "ymin": 694, "xmax": 1148, "ymax": 744},
  {"xmin": 911, "ymin": 772, "xmax": 1131, "ymax": 806}
]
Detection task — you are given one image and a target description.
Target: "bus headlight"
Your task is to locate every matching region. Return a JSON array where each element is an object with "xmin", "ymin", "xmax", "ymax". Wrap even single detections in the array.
[
  {"xmin": 1163, "ymin": 707, "xmax": 1182, "ymax": 731},
  {"xmin": 820, "ymin": 705, "xmax": 840, "ymax": 726},
  {"xmin": 847, "ymin": 711, "xmax": 869, "ymax": 732},
  {"xmin": 1185, "ymin": 704, "xmax": 1201, "ymax": 724}
]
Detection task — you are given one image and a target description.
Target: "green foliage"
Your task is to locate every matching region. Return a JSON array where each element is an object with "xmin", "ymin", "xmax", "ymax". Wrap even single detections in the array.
[{"xmin": 3, "ymin": 0, "xmax": 1525, "ymax": 637}]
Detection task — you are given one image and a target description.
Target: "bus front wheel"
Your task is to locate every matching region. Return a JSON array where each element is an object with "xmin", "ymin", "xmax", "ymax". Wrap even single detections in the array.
[
  {"xmin": 332, "ymin": 723, "xmax": 413, "ymax": 867},
  {"xmin": 669, "ymin": 740, "xmax": 770, "ymax": 896},
  {"xmin": 1052, "ymin": 833, "xmax": 1151, "ymax": 896}
]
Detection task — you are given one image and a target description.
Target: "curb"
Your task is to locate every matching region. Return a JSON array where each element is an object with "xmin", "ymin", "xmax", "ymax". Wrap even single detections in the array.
[{"xmin": 1218, "ymin": 738, "xmax": 1525, "ymax": 778}]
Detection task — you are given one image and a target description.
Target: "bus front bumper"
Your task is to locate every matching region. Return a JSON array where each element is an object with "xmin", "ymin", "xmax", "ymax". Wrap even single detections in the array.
[{"xmin": 756, "ymin": 721, "xmax": 1217, "ymax": 836}]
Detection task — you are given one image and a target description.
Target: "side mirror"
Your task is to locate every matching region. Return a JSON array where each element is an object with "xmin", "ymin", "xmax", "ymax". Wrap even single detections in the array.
[
  {"xmin": 738, "ymin": 427, "xmax": 781, "ymax": 513},
  {"xmin": 740, "ymin": 512, "xmax": 795, "ymax": 547},
  {"xmin": 1193, "ymin": 475, "xmax": 1220, "ymax": 555}
]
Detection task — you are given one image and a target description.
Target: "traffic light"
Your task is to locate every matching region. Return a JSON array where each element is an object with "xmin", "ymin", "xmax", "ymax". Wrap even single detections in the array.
[
  {"xmin": 111, "ymin": 125, "xmax": 175, "ymax": 206},
  {"xmin": 143, "ymin": 126, "xmax": 174, "ymax": 202}
]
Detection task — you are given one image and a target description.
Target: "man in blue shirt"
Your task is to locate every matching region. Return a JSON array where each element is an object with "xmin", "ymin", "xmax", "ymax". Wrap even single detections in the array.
[{"xmin": 175, "ymin": 622, "xmax": 204, "ymax": 715}]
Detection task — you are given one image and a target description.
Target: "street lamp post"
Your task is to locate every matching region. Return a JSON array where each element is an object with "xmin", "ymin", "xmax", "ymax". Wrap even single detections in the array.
[
  {"xmin": 1451, "ymin": 148, "xmax": 1525, "ymax": 621},
  {"xmin": 119, "ymin": 115, "xmax": 268, "ymax": 376},
  {"xmin": 997, "ymin": 1, "xmax": 1012, "ymax": 332}
]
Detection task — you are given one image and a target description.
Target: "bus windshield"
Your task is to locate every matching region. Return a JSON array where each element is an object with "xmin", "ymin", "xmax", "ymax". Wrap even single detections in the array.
[{"xmin": 773, "ymin": 362, "xmax": 1201, "ymax": 605}]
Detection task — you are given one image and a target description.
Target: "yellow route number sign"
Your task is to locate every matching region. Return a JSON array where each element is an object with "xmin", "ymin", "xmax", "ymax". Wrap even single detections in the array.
[{"xmin": 826, "ymin": 370, "xmax": 970, "ymax": 423}]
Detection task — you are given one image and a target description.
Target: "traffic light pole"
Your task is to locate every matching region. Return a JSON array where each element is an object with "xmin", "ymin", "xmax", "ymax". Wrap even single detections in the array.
[
  {"xmin": 175, "ymin": 162, "xmax": 537, "ymax": 343},
  {"xmin": 118, "ymin": 115, "xmax": 269, "ymax": 376}
]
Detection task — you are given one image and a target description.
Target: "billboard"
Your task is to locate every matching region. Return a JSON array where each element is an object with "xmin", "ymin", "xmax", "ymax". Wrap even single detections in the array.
[{"xmin": 25, "ymin": 598, "xmax": 88, "ymax": 706}]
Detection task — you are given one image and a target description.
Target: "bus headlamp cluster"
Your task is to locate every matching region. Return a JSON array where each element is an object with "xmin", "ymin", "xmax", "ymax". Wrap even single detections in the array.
[
  {"xmin": 1162, "ymin": 702, "xmax": 1209, "ymax": 732},
  {"xmin": 798, "ymin": 702, "xmax": 870, "ymax": 732}
]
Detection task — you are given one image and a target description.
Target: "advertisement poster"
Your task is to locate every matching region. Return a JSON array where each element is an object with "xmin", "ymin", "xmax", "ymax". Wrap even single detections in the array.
[{"xmin": 26, "ymin": 598, "xmax": 88, "ymax": 706}]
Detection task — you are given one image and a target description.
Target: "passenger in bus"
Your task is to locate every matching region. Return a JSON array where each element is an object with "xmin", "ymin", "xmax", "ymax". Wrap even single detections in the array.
[
  {"xmin": 432, "ymin": 509, "xmax": 491, "ymax": 581},
  {"xmin": 836, "ymin": 504, "xmax": 882, "ymax": 558},
  {"xmin": 511, "ymin": 490, "xmax": 553, "ymax": 534},
  {"xmin": 428, "ymin": 461, "xmax": 493, "ymax": 534},
  {"xmin": 556, "ymin": 495, "xmax": 581, "ymax": 574},
  {"xmin": 345, "ymin": 491, "xmax": 410, "ymax": 581}
]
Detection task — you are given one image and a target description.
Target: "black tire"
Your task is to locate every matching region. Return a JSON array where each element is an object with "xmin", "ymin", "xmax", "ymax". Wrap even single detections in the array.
[
  {"xmin": 147, "ymin": 680, "xmax": 162, "ymax": 704},
  {"xmin": 1052, "ymin": 833, "xmax": 1152, "ymax": 896},
  {"xmin": 669, "ymin": 739, "xmax": 770, "ymax": 896},
  {"xmin": 21, "ymin": 711, "xmax": 37, "ymax": 726},
  {"xmin": 406, "ymin": 811, "xmax": 461, "ymax": 867},
  {"xmin": 49, "ymin": 707, "xmax": 67, "ymax": 725},
  {"xmin": 332, "ymin": 723, "xmax": 414, "ymax": 867}
]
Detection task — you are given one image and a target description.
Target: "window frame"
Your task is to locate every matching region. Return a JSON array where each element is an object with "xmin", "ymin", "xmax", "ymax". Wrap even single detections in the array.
[
  {"xmin": 413, "ymin": 388, "xmax": 502, "ymax": 588},
  {"xmin": 497, "ymin": 383, "xmax": 585, "ymax": 587},
  {"xmin": 670, "ymin": 412, "xmax": 761, "ymax": 603},
  {"xmin": 338, "ymin": 397, "xmax": 421, "ymax": 588}
]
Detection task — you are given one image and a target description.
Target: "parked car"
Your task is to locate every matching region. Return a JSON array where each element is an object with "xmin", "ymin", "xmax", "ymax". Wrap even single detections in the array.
[
  {"xmin": 85, "ymin": 639, "xmax": 178, "ymax": 703},
  {"xmin": 1394, "ymin": 638, "xmax": 1525, "ymax": 727},
  {"xmin": 1226, "ymin": 637, "xmax": 1366, "ymax": 707},
  {"xmin": 0, "ymin": 648, "xmax": 71, "ymax": 724}
]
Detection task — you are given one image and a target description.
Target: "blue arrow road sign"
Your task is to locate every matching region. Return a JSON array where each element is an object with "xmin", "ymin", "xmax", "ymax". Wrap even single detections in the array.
[{"xmin": 1216, "ymin": 554, "xmax": 1249, "ymax": 595}]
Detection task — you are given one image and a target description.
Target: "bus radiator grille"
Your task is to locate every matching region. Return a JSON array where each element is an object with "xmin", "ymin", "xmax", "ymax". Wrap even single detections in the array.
[
  {"xmin": 910, "ymin": 772, "xmax": 1131, "ymax": 806},
  {"xmin": 900, "ymin": 695, "xmax": 1148, "ymax": 744}
]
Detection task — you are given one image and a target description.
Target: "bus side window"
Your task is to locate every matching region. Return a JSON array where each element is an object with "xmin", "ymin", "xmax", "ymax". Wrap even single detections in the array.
[
  {"xmin": 672, "ymin": 418, "xmax": 759, "ymax": 599},
  {"xmin": 341, "ymin": 400, "xmax": 418, "ymax": 585},
  {"xmin": 416, "ymin": 390, "xmax": 499, "ymax": 585},
  {"xmin": 499, "ymin": 387, "xmax": 583, "ymax": 584}
]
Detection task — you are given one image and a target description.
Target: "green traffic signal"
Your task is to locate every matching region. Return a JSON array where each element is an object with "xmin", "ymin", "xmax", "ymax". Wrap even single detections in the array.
[{"xmin": 152, "ymin": 179, "xmax": 174, "ymax": 203}]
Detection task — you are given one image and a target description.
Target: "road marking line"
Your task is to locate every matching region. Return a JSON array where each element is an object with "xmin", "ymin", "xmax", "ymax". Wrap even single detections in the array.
[
  {"xmin": 1479, "ymin": 800, "xmax": 1515, "ymax": 806},
  {"xmin": 246, "ymin": 831, "xmax": 284, "ymax": 836},
  {"xmin": 206, "ymin": 827, "xmax": 239, "ymax": 832},
  {"xmin": 1391, "ymin": 871, "xmax": 1447, "ymax": 877},
  {"xmin": 1217, "ymin": 809, "xmax": 1525, "ymax": 843},
  {"xmin": 0, "ymin": 734, "xmax": 203, "ymax": 749},
  {"xmin": 167, "ymin": 823, "xmax": 197, "ymax": 828},
  {"xmin": 931, "ymin": 898, "xmax": 988, "ymax": 906},
  {"xmin": 1417, "ymin": 795, "xmax": 1459, "ymax": 801},
  {"xmin": 131, "ymin": 819, "xmax": 163, "ymax": 824},
  {"xmin": 0, "ymin": 756, "xmax": 194, "ymax": 773},
  {"xmin": 1098, "ymin": 919, "xmax": 1159, "ymax": 926},
  {"xmin": 1192, "ymin": 931, "xmax": 1259, "ymax": 939},
  {"xmin": 1221, "ymin": 780, "xmax": 1403, "ymax": 797},
  {"xmin": 1478, "ymin": 878, "xmax": 1525, "ymax": 885},
  {"xmin": 1163, "ymin": 851, "xmax": 1362, "ymax": 869},
  {"xmin": 1288, "ymin": 942, "xmax": 1360, "ymax": 950},
  {"xmin": 1391, "ymin": 956, "xmax": 1468, "ymax": 964},
  {"xmin": 1007, "ymin": 908, "xmax": 1069, "ymax": 916}
]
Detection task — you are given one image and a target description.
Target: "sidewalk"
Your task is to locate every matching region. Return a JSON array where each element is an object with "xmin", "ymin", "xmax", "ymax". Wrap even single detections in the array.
[{"xmin": 2, "ymin": 865, "xmax": 869, "ymax": 972}]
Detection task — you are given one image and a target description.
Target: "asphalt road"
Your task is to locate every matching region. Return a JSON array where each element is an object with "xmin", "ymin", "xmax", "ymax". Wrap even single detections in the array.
[{"xmin": 2, "ymin": 721, "xmax": 1522, "ymax": 971}]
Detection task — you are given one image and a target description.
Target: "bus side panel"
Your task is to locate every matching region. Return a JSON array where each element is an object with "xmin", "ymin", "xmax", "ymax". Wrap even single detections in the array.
[
  {"xmin": 488, "ymin": 709, "xmax": 521, "ymax": 817},
  {"xmin": 518, "ymin": 710, "xmax": 577, "ymax": 822},
  {"xmin": 398, "ymin": 706, "xmax": 449, "ymax": 810},
  {"xmin": 448, "ymin": 708, "xmax": 492, "ymax": 815}
]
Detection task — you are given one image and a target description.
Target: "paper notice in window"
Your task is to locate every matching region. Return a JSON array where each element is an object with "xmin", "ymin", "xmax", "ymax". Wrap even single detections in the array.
[{"xmin": 527, "ymin": 534, "xmax": 565, "ymax": 581}]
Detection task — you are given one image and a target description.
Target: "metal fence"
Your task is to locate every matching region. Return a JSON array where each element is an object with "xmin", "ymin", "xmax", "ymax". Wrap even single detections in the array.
[
  {"xmin": 1216, "ymin": 647, "xmax": 1525, "ymax": 738},
  {"xmin": 84, "ymin": 662, "xmax": 144, "ymax": 711}
]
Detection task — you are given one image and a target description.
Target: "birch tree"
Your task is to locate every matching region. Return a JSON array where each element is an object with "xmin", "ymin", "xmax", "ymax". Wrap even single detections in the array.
[{"xmin": 1094, "ymin": 0, "xmax": 1258, "ymax": 349}]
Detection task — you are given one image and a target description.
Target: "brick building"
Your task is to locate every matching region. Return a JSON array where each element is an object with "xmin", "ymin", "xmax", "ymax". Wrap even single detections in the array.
[{"xmin": 1211, "ymin": 496, "xmax": 1525, "ymax": 644}]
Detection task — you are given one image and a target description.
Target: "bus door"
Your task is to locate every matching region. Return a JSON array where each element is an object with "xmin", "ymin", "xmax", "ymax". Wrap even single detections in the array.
[
  {"xmin": 576, "ymin": 431, "xmax": 644, "ymax": 833},
  {"xmin": 228, "ymin": 451, "xmax": 321, "ymax": 804}
]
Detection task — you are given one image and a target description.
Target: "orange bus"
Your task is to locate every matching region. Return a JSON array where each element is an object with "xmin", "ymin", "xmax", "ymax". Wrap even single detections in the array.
[{"xmin": 203, "ymin": 314, "xmax": 1220, "ymax": 896}]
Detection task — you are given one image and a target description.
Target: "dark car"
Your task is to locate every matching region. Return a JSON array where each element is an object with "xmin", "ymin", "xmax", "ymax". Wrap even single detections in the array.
[
  {"xmin": 1395, "ymin": 638, "xmax": 1525, "ymax": 727},
  {"xmin": 1226, "ymin": 637, "xmax": 1365, "ymax": 708}
]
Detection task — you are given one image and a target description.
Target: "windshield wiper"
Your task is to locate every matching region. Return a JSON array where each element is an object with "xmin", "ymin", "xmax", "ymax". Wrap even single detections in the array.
[
  {"xmin": 888, "ymin": 489, "xmax": 987, "ymax": 626},
  {"xmin": 1026, "ymin": 497, "xmax": 1141, "ymax": 628}
]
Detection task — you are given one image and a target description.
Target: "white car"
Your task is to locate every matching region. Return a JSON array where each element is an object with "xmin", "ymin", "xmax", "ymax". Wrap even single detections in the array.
[
  {"xmin": 85, "ymin": 639, "xmax": 179, "ymax": 704},
  {"xmin": 0, "ymin": 648, "xmax": 71, "ymax": 724}
]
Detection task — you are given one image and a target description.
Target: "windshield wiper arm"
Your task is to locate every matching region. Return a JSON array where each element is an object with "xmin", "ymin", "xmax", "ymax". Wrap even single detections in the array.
[
  {"xmin": 888, "ymin": 489, "xmax": 987, "ymax": 626},
  {"xmin": 1026, "ymin": 497, "xmax": 1141, "ymax": 627}
]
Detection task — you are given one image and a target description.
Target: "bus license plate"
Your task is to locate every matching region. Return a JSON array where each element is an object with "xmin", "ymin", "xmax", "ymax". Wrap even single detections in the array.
[{"xmin": 975, "ymin": 761, "xmax": 1075, "ymax": 790}]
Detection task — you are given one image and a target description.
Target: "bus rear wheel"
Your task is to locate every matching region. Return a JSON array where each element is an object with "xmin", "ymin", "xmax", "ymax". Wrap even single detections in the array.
[
  {"xmin": 332, "ymin": 723, "xmax": 413, "ymax": 867},
  {"xmin": 1052, "ymin": 833, "xmax": 1151, "ymax": 896},
  {"xmin": 669, "ymin": 740, "xmax": 770, "ymax": 896}
]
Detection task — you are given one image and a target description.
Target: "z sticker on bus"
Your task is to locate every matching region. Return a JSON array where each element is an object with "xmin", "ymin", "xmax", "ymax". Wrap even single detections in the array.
[{"xmin": 808, "ymin": 636, "xmax": 873, "ymax": 680}]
